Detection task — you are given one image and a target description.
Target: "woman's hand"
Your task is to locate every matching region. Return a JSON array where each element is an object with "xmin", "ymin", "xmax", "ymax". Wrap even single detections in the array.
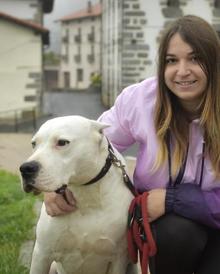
[
  {"xmin": 44, "ymin": 188, "xmax": 76, "ymax": 217},
  {"xmin": 147, "ymin": 189, "xmax": 166, "ymax": 222}
]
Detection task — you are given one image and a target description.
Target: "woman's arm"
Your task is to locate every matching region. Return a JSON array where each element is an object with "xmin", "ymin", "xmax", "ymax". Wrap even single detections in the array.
[
  {"xmin": 165, "ymin": 183, "xmax": 220, "ymax": 229},
  {"xmin": 98, "ymin": 86, "xmax": 136, "ymax": 152}
]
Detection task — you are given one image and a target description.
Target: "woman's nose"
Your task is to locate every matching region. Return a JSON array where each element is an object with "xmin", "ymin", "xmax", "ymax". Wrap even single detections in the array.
[{"xmin": 176, "ymin": 61, "xmax": 191, "ymax": 76}]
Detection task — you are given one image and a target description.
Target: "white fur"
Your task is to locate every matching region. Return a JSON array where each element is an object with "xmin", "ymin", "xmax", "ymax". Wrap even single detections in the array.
[{"xmin": 20, "ymin": 115, "xmax": 136, "ymax": 274}]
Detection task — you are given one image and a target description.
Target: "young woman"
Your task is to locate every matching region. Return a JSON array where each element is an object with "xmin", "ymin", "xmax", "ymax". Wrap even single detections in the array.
[{"xmin": 44, "ymin": 15, "xmax": 220, "ymax": 274}]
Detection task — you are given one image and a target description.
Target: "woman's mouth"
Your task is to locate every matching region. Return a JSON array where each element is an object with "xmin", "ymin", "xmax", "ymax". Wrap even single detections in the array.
[{"xmin": 175, "ymin": 80, "xmax": 197, "ymax": 87}]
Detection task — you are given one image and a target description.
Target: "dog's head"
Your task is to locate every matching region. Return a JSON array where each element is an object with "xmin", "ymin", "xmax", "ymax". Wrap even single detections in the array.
[{"xmin": 19, "ymin": 115, "xmax": 109, "ymax": 194}]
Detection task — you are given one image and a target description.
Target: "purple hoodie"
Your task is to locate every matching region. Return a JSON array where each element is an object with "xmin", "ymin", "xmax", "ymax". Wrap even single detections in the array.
[{"xmin": 99, "ymin": 77, "xmax": 220, "ymax": 229}]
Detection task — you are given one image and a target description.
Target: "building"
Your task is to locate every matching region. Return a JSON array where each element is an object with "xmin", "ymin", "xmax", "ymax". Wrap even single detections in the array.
[
  {"xmin": 0, "ymin": 12, "xmax": 49, "ymax": 115},
  {"xmin": 0, "ymin": 0, "xmax": 53, "ymax": 24},
  {"xmin": 58, "ymin": 1, "xmax": 101, "ymax": 91},
  {"xmin": 101, "ymin": 0, "xmax": 220, "ymax": 107},
  {"xmin": 0, "ymin": 0, "xmax": 53, "ymax": 121}
]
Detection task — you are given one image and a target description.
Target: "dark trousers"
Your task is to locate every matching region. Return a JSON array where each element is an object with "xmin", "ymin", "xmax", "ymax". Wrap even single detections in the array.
[{"xmin": 149, "ymin": 214, "xmax": 220, "ymax": 274}]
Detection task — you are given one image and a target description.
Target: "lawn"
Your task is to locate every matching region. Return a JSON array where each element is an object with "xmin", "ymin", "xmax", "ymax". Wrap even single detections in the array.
[{"xmin": 0, "ymin": 170, "xmax": 38, "ymax": 274}]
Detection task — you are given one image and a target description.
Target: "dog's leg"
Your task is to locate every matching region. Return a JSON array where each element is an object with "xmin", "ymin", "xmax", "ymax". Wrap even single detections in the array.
[
  {"xmin": 49, "ymin": 261, "xmax": 58, "ymax": 274},
  {"xmin": 108, "ymin": 256, "xmax": 138, "ymax": 274},
  {"xmin": 126, "ymin": 263, "xmax": 138, "ymax": 274},
  {"xmin": 30, "ymin": 244, "xmax": 53, "ymax": 274}
]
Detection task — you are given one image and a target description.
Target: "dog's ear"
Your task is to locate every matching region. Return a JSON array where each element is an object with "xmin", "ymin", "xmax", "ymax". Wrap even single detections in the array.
[
  {"xmin": 91, "ymin": 121, "xmax": 110, "ymax": 148},
  {"xmin": 91, "ymin": 121, "xmax": 110, "ymax": 134}
]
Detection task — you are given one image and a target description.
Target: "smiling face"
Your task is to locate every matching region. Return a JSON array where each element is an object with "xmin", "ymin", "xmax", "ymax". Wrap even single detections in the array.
[{"xmin": 164, "ymin": 33, "xmax": 208, "ymax": 112}]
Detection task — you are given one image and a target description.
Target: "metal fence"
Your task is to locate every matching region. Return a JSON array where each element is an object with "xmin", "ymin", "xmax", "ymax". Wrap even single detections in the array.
[{"xmin": 0, "ymin": 107, "xmax": 37, "ymax": 133}]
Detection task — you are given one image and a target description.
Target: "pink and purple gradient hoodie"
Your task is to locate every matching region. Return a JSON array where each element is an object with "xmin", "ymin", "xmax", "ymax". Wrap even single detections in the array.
[{"xmin": 99, "ymin": 76, "xmax": 220, "ymax": 229}]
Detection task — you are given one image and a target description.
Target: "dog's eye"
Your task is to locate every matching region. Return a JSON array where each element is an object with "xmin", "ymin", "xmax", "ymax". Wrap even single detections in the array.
[
  {"xmin": 57, "ymin": 139, "xmax": 70, "ymax": 146},
  {"xmin": 31, "ymin": 141, "xmax": 36, "ymax": 148}
]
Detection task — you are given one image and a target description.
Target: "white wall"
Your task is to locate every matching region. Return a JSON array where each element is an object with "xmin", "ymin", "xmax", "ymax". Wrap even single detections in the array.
[{"xmin": 0, "ymin": 20, "xmax": 42, "ymax": 112}]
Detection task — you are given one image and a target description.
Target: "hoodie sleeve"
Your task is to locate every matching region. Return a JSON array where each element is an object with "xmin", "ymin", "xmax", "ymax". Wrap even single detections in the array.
[
  {"xmin": 98, "ymin": 86, "xmax": 136, "ymax": 152},
  {"xmin": 165, "ymin": 183, "xmax": 220, "ymax": 229}
]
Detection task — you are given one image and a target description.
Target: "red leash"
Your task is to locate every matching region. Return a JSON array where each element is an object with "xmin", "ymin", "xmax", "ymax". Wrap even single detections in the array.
[
  {"xmin": 127, "ymin": 192, "xmax": 157, "ymax": 274},
  {"xmin": 106, "ymin": 142, "xmax": 157, "ymax": 273}
]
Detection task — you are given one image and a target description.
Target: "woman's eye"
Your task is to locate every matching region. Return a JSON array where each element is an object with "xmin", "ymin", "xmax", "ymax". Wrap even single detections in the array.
[
  {"xmin": 166, "ymin": 58, "xmax": 176, "ymax": 64},
  {"xmin": 31, "ymin": 141, "xmax": 36, "ymax": 149},
  {"xmin": 191, "ymin": 56, "xmax": 198, "ymax": 63},
  {"xmin": 57, "ymin": 139, "xmax": 70, "ymax": 146}
]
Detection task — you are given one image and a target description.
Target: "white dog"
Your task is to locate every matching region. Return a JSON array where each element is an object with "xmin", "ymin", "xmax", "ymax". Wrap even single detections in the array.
[{"xmin": 19, "ymin": 115, "xmax": 136, "ymax": 274}]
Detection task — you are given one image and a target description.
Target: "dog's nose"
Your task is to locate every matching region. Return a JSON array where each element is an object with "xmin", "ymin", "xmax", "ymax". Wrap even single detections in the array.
[{"xmin": 20, "ymin": 161, "xmax": 40, "ymax": 180}]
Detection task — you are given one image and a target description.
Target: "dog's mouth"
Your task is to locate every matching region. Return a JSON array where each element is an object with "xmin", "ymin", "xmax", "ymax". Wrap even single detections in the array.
[
  {"xmin": 23, "ymin": 181, "xmax": 67, "ymax": 196},
  {"xmin": 55, "ymin": 184, "xmax": 67, "ymax": 194},
  {"xmin": 23, "ymin": 183, "xmax": 41, "ymax": 195}
]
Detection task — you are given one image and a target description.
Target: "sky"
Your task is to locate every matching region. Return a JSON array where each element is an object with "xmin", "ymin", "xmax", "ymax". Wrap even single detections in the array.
[{"xmin": 44, "ymin": 0, "xmax": 99, "ymax": 53}]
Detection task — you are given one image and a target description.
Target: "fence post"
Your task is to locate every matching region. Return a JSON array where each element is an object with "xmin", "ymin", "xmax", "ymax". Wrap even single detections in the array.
[
  {"xmin": 14, "ymin": 110, "xmax": 18, "ymax": 132},
  {"xmin": 32, "ymin": 108, "xmax": 37, "ymax": 131}
]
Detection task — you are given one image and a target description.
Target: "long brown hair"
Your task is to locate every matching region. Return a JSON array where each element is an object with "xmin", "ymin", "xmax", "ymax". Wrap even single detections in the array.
[{"xmin": 154, "ymin": 15, "xmax": 220, "ymax": 177}]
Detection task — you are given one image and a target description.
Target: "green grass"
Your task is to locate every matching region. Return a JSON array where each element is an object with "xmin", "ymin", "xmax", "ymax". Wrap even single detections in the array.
[{"xmin": 0, "ymin": 170, "xmax": 38, "ymax": 274}]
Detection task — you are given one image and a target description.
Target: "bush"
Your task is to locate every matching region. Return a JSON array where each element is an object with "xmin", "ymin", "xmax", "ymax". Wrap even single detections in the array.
[{"xmin": 90, "ymin": 73, "xmax": 101, "ymax": 87}]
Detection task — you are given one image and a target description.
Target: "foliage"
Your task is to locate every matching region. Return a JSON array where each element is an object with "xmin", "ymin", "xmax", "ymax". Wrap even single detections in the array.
[
  {"xmin": 90, "ymin": 73, "xmax": 101, "ymax": 87},
  {"xmin": 0, "ymin": 170, "xmax": 37, "ymax": 274},
  {"xmin": 43, "ymin": 51, "xmax": 60, "ymax": 65}
]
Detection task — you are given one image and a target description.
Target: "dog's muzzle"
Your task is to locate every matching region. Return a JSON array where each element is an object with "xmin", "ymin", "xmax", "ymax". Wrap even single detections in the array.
[{"xmin": 20, "ymin": 161, "xmax": 41, "ymax": 194}]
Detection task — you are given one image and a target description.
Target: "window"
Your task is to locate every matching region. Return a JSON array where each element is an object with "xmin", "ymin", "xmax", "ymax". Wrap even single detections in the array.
[
  {"xmin": 88, "ymin": 26, "xmax": 95, "ymax": 42},
  {"xmin": 162, "ymin": 0, "xmax": 182, "ymax": 17},
  {"xmin": 167, "ymin": 0, "xmax": 180, "ymax": 7},
  {"xmin": 74, "ymin": 28, "xmax": 81, "ymax": 43},
  {"xmin": 77, "ymin": 69, "xmax": 83, "ymax": 82},
  {"xmin": 215, "ymin": 0, "xmax": 220, "ymax": 8},
  {"xmin": 64, "ymin": 72, "xmax": 70, "ymax": 88},
  {"xmin": 131, "ymin": 39, "xmax": 137, "ymax": 44}
]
